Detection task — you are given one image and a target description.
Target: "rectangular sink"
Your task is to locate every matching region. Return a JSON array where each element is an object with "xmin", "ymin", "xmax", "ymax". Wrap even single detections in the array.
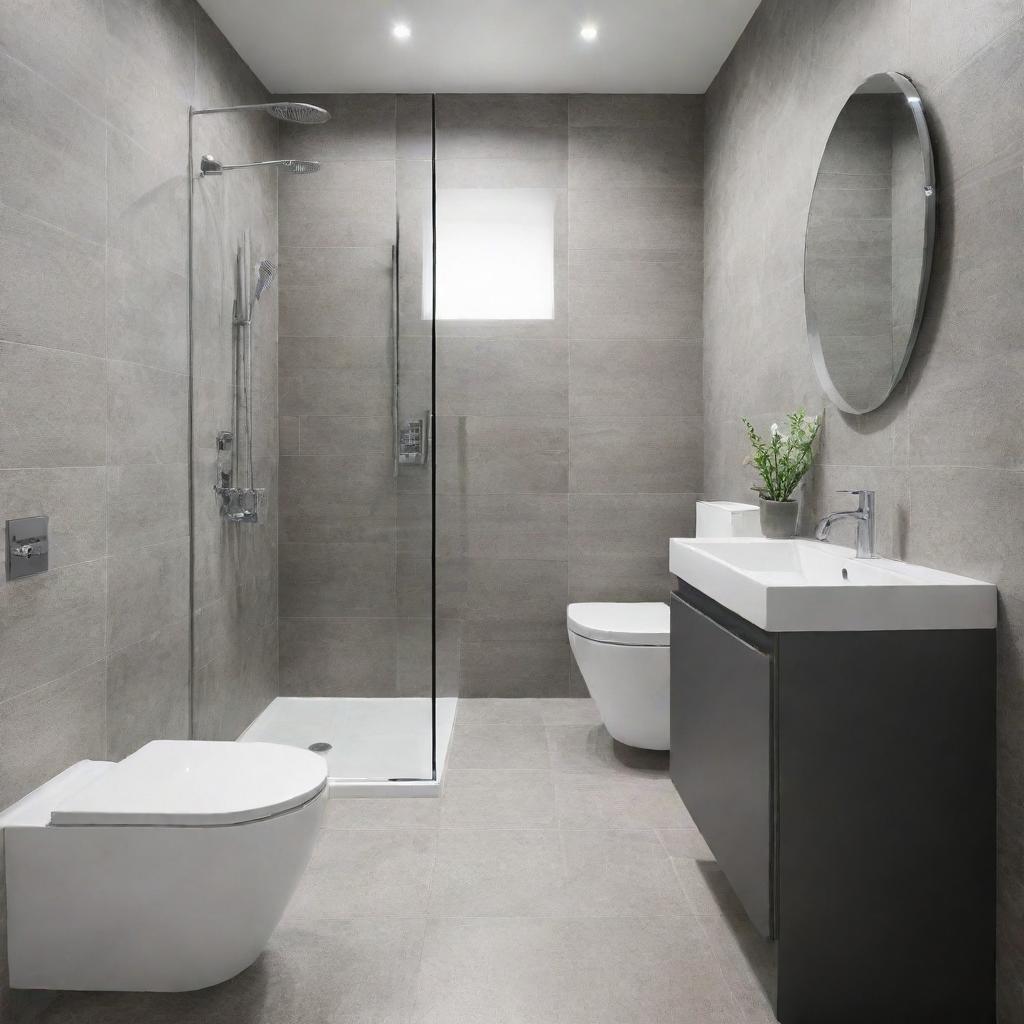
[{"xmin": 669, "ymin": 538, "xmax": 996, "ymax": 632}]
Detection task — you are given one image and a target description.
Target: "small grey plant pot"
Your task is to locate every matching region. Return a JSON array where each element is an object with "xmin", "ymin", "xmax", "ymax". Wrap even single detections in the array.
[{"xmin": 759, "ymin": 498, "xmax": 799, "ymax": 539}]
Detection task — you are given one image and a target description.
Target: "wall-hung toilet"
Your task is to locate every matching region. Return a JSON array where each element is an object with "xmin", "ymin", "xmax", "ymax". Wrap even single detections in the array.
[
  {"xmin": 0, "ymin": 740, "xmax": 327, "ymax": 992},
  {"xmin": 568, "ymin": 602, "xmax": 672, "ymax": 749},
  {"xmin": 568, "ymin": 500, "xmax": 760, "ymax": 751}
]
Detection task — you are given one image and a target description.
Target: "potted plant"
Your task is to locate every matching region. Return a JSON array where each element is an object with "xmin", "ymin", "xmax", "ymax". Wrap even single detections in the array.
[{"xmin": 742, "ymin": 410, "xmax": 820, "ymax": 538}]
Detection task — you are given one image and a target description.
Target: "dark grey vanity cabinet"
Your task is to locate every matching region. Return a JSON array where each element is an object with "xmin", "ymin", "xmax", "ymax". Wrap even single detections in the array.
[{"xmin": 670, "ymin": 581, "xmax": 995, "ymax": 1024}]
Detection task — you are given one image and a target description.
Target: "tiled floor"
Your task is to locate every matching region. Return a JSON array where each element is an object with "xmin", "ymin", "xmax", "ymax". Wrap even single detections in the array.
[{"xmin": 29, "ymin": 699, "xmax": 776, "ymax": 1024}]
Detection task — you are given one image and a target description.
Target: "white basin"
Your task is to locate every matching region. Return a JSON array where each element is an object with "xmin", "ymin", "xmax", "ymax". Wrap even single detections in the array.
[{"xmin": 669, "ymin": 537, "xmax": 996, "ymax": 632}]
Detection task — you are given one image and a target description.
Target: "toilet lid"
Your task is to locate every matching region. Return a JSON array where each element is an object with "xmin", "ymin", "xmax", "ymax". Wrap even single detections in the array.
[
  {"xmin": 49, "ymin": 741, "xmax": 328, "ymax": 827},
  {"xmin": 567, "ymin": 602, "xmax": 670, "ymax": 646}
]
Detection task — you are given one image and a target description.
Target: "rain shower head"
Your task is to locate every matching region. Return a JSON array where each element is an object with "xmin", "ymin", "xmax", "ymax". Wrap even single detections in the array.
[
  {"xmin": 191, "ymin": 101, "xmax": 331, "ymax": 124},
  {"xmin": 199, "ymin": 155, "xmax": 321, "ymax": 177},
  {"xmin": 266, "ymin": 102, "xmax": 331, "ymax": 124}
]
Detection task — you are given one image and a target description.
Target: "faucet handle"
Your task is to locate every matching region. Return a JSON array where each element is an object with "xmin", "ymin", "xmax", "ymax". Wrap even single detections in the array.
[{"xmin": 838, "ymin": 489, "xmax": 874, "ymax": 509}]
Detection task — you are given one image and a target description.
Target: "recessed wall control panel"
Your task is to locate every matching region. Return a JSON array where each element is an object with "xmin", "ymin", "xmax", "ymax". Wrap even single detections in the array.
[{"xmin": 7, "ymin": 515, "xmax": 49, "ymax": 581}]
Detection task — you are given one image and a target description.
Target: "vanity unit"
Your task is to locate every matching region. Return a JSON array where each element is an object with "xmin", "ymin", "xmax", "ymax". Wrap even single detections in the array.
[{"xmin": 669, "ymin": 537, "xmax": 996, "ymax": 1023}]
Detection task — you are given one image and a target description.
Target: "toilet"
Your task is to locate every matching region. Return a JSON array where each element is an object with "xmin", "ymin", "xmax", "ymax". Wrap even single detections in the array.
[
  {"xmin": 568, "ymin": 500, "xmax": 760, "ymax": 751},
  {"xmin": 0, "ymin": 739, "xmax": 327, "ymax": 992}
]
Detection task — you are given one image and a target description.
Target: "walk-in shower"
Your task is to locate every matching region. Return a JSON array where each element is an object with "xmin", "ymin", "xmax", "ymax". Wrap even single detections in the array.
[{"xmin": 187, "ymin": 96, "xmax": 448, "ymax": 793}]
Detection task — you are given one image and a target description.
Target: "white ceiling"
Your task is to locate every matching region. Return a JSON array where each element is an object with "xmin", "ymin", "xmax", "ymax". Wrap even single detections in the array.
[{"xmin": 198, "ymin": 0, "xmax": 761, "ymax": 94}]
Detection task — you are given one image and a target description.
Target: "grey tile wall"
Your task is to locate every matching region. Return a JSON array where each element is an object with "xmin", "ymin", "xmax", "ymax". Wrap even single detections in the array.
[
  {"xmin": 436, "ymin": 94, "xmax": 704, "ymax": 695},
  {"xmin": 702, "ymin": 1, "xmax": 1024, "ymax": 1017},
  {"xmin": 276, "ymin": 93, "xmax": 702, "ymax": 701},
  {"xmin": 189, "ymin": 10, "xmax": 280, "ymax": 742},
  {"xmin": 0, "ymin": 2, "xmax": 276, "ymax": 1015},
  {"xmin": 276, "ymin": 95, "xmax": 417, "ymax": 700}
]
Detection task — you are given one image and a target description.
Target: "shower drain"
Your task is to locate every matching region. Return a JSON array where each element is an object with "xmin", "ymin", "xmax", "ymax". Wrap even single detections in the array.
[{"xmin": 308, "ymin": 742, "xmax": 332, "ymax": 753}]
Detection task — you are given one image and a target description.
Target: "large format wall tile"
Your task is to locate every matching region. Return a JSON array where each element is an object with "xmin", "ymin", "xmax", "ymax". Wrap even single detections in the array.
[
  {"xmin": 0, "ymin": 660, "xmax": 106, "ymax": 811},
  {"xmin": 436, "ymin": 416, "xmax": 570, "ymax": 496},
  {"xmin": 280, "ymin": 617, "xmax": 398, "ymax": 697},
  {"xmin": 569, "ymin": 339, "xmax": 702, "ymax": 418},
  {"xmin": 279, "ymin": 245, "xmax": 393, "ymax": 337},
  {"xmin": 570, "ymin": 417, "xmax": 703, "ymax": 494},
  {"xmin": 568, "ymin": 249, "xmax": 703, "ymax": 341},
  {"xmin": 106, "ymin": 361, "xmax": 188, "ymax": 466},
  {"xmin": 279, "ymin": 172, "xmax": 396, "ymax": 248},
  {"xmin": 106, "ymin": 127, "xmax": 188, "ymax": 277},
  {"xmin": 106, "ymin": 618, "xmax": 189, "ymax": 759},
  {"xmin": 0, "ymin": 342, "xmax": 106, "ymax": 468},
  {"xmin": 106, "ymin": 537, "xmax": 189, "ymax": 654},
  {"xmin": 280, "ymin": 542, "xmax": 397, "ymax": 618},
  {"xmin": 105, "ymin": 246, "xmax": 189, "ymax": 374},
  {"xmin": 0, "ymin": 0, "xmax": 107, "ymax": 117},
  {"xmin": 0, "ymin": 48, "xmax": 106, "ymax": 242},
  {"xmin": 0, "ymin": 204, "xmax": 104, "ymax": 358},
  {"xmin": 0, "ymin": 558, "xmax": 106, "ymax": 704},
  {"xmin": 102, "ymin": 0, "xmax": 194, "ymax": 168},
  {"xmin": 437, "ymin": 337, "xmax": 570, "ymax": 418}
]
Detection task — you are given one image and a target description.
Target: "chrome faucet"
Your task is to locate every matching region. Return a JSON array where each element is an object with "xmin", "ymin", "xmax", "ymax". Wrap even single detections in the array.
[{"xmin": 815, "ymin": 490, "xmax": 877, "ymax": 558}]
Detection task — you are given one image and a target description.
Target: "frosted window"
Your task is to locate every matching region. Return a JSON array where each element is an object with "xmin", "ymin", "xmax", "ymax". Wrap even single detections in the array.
[{"xmin": 425, "ymin": 188, "xmax": 556, "ymax": 320}]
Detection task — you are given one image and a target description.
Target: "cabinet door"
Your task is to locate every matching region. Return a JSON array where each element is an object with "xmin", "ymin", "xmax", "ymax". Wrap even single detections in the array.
[{"xmin": 670, "ymin": 594, "xmax": 774, "ymax": 937}]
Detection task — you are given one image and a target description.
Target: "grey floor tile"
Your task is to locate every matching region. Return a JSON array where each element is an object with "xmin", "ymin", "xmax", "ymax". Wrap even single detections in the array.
[
  {"xmin": 535, "ymin": 697, "xmax": 601, "ymax": 726},
  {"xmin": 555, "ymin": 776, "xmax": 695, "ymax": 830},
  {"xmin": 429, "ymin": 829, "xmax": 565, "ymax": 917},
  {"xmin": 411, "ymin": 917, "xmax": 591, "ymax": 1024},
  {"xmin": 558, "ymin": 829, "xmax": 691, "ymax": 919},
  {"xmin": 453, "ymin": 697, "xmax": 546, "ymax": 726},
  {"xmin": 546, "ymin": 723, "xmax": 670, "ymax": 778},
  {"xmin": 672, "ymin": 857, "xmax": 751, "ymax": 923},
  {"xmin": 323, "ymin": 795, "xmax": 442, "ymax": 829},
  {"xmin": 440, "ymin": 770, "xmax": 557, "ymax": 828},
  {"xmin": 699, "ymin": 915, "xmax": 778, "ymax": 1023},
  {"xmin": 282, "ymin": 828, "xmax": 437, "ymax": 920},
  {"xmin": 41, "ymin": 918, "xmax": 427, "ymax": 1024},
  {"xmin": 657, "ymin": 827, "xmax": 713, "ymax": 859},
  {"xmin": 571, "ymin": 916, "xmax": 741, "ymax": 1023},
  {"xmin": 447, "ymin": 722, "xmax": 551, "ymax": 769}
]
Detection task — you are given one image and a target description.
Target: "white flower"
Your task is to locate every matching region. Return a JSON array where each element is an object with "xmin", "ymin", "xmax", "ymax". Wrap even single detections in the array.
[{"xmin": 770, "ymin": 423, "xmax": 780, "ymax": 437}]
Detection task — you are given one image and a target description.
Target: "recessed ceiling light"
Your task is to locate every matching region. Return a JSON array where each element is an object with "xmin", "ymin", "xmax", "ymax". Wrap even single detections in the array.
[
  {"xmin": 392, "ymin": 22, "xmax": 411, "ymax": 41},
  {"xmin": 580, "ymin": 23, "xmax": 598, "ymax": 42}
]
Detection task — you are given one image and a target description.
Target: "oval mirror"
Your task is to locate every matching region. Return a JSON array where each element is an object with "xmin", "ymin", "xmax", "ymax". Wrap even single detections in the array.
[{"xmin": 804, "ymin": 72, "xmax": 936, "ymax": 414}]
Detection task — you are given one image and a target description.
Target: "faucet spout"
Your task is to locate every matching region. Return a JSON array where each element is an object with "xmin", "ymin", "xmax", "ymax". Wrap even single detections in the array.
[{"xmin": 815, "ymin": 489, "xmax": 877, "ymax": 558}]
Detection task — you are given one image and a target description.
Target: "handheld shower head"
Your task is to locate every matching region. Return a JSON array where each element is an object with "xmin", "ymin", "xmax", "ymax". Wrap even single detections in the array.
[{"xmin": 254, "ymin": 259, "xmax": 277, "ymax": 303}]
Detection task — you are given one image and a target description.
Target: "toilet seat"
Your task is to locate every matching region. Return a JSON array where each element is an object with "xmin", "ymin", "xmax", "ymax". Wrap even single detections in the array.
[
  {"xmin": 567, "ymin": 602, "xmax": 670, "ymax": 647},
  {"xmin": 49, "ymin": 740, "xmax": 328, "ymax": 827}
]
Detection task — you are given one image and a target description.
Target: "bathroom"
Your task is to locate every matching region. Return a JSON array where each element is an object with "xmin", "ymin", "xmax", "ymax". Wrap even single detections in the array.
[{"xmin": 0, "ymin": 0, "xmax": 1019, "ymax": 1020}]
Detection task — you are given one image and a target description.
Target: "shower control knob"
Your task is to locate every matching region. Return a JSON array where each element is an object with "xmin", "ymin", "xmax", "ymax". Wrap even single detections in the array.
[{"xmin": 11, "ymin": 541, "xmax": 46, "ymax": 558}]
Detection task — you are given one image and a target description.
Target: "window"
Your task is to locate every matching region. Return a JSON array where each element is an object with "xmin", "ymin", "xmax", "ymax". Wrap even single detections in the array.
[{"xmin": 426, "ymin": 188, "xmax": 556, "ymax": 321}]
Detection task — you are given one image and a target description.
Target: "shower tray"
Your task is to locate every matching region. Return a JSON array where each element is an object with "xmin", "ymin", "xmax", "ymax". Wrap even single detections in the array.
[{"xmin": 238, "ymin": 697, "xmax": 457, "ymax": 797}]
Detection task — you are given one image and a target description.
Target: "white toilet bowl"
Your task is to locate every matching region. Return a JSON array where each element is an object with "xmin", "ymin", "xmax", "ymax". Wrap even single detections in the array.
[
  {"xmin": 0, "ymin": 740, "xmax": 327, "ymax": 992},
  {"xmin": 568, "ymin": 602, "xmax": 670, "ymax": 750}
]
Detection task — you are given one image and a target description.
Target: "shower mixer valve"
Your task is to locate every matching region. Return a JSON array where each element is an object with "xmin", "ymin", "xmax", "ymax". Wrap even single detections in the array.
[{"xmin": 214, "ymin": 430, "xmax": 265, "ymax": 524}]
